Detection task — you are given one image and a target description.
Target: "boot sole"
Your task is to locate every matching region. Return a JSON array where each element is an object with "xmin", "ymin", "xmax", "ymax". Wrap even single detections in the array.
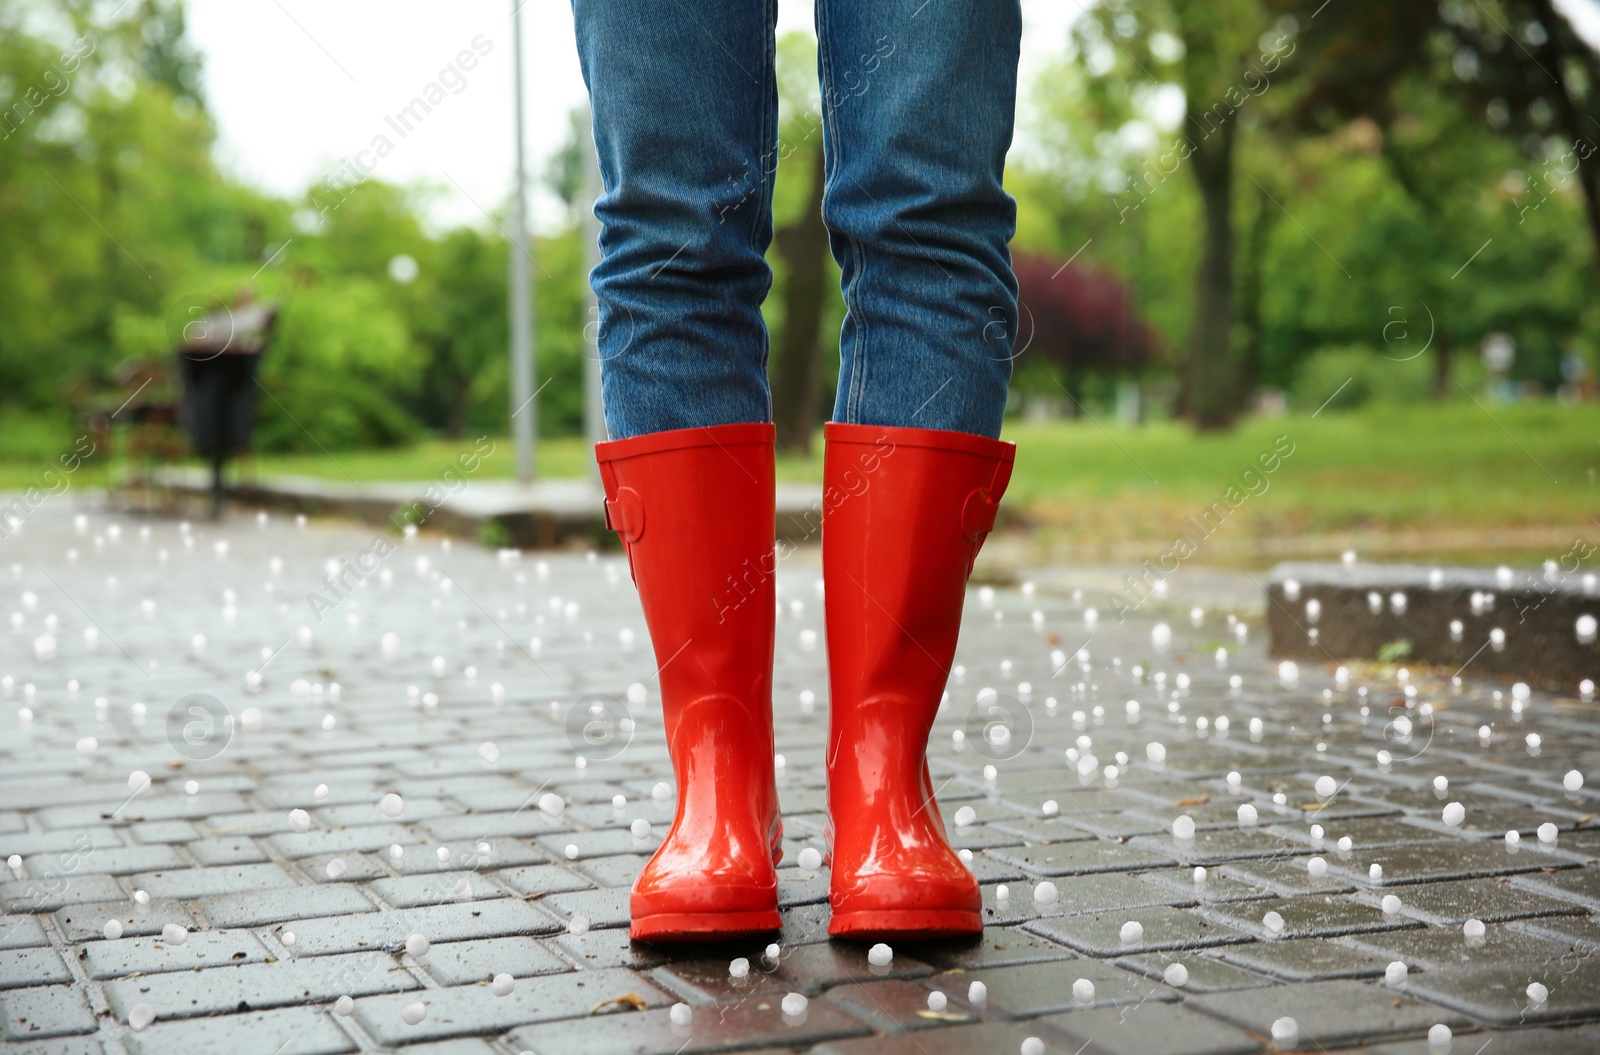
[
  {"xmin": 828, "ymin": 908, "xmax": 983, "ymax": 939},
  {"xmin": 630, "ymin": 909, "xmax": 781, "ymax": 943}
]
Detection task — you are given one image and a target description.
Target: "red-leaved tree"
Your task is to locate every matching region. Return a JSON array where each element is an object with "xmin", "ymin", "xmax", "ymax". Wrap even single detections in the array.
[{"xmin": 1012, "ymin": 254, "xmax": 1159, "ymax": 379}]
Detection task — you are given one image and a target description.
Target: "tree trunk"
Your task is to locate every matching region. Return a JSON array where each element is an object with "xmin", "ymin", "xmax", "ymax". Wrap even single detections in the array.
[
  {"xmin": 1433, "ymin": 328, "xmax": 1452, "ymax": 399},
  {"xmin": 1234, "ymin": 173, "xmax": 1277, "ymax": 408},
  {"xmin": 446, "ymin": 370, "xmax": 469, "ymax": 439},
  {"xmin": 771, "ymin": 147, "xmax": 828, "ymax": 455},
  {"xmin": 1185, "ymin": 119, "xmax": 1238, "ymax": 430}
]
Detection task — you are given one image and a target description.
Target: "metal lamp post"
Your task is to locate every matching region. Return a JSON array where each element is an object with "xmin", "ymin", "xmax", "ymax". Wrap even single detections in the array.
[{"xmin": 508, "ymin": 0, "xmax": 536, "ymax": 483}]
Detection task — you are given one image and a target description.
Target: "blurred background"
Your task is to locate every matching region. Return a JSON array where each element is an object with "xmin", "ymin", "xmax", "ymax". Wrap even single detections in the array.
[{"xmin": 2, "ymin": 0, "xmax": 1598, "ymax": 566}]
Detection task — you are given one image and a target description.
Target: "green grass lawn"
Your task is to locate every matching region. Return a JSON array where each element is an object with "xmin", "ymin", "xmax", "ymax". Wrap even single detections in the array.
[
  {"xmin": 1000, "ymin": 401, "xmax": 1599, "ymax": 541},
  {"xmin": 5, "ymin": 402, "xmax": 1596, "ymax": 559}
]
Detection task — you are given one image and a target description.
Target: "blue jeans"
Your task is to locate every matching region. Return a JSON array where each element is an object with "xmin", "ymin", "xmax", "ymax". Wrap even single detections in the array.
[{"xmin": 572, "ymin": 0, "xmax": 1021, "ymax": 442}]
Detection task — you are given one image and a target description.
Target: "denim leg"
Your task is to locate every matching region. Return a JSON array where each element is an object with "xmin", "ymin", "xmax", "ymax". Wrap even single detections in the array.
[
  {"xmin": 814, "ymin": 0, "xmax": 1021, "ymax": 439},
  {"xmin": 572, "ymin": 0, "xmax": 779, "ymax": 440}
]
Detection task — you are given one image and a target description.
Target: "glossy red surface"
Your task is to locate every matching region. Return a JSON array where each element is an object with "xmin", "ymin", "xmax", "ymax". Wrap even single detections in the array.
[
  {"xmin": 596, "ymin": 422, "xmax": 782, "ymax": 941},
  {"xmin": 820, "ymin": 422, "xmax": 1014, "ymax": 938}
]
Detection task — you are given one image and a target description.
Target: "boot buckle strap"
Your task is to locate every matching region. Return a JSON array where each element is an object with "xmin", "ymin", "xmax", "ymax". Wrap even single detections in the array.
[
  {"xmin": 604, "ymin": 486, "xmax": 646, "ymax": 543},
  {"xmin": 960, "ymin": 487, "xmax": 1000, "ymax": 542}
]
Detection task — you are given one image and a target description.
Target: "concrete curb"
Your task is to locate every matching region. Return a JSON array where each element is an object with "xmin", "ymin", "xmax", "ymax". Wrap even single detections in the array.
[
  {"xmin": 129, "ymin": 467, "xmax": 827, "ymax": 548},
  {"xmin": 1266, "ymin": 561, "xmax": 1600, "ymax": 692}
]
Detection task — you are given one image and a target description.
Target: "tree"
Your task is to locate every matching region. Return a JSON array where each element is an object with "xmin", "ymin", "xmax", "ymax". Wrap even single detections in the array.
[
  {"xmin": 1013, "ymin": 253, "xmax": 1159, "ymax": 382},
  {"xmin": 767, "ymin": 32, "xmax": 834, "ymax": 455},
  {"xmin": 1072, "ymin": 0, "xmax": 1282, "ymax": 429},
  {"xmin": 413, "ymin": 229, "xmax": 507, "ymax": 438},
  {"xmin": 1442, "ymin": 0, "xmax": 1600, "ymax": 290},
  {"xmin": 1271, "ymin": 0, "xmax": 1600, "ymax": 291},
  {"xmin": 771, "ymin": 146, "xmax": 828, "ymax": 453},
  {"xmin": 1168, "ymin": 0, "xmax": 1280, "ymax": 428}
]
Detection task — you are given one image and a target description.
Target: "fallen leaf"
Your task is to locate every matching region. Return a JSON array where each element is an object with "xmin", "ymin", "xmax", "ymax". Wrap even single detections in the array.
[
  {"xmin": 1172, "ymin": 794, "xmax": 1211, "ymax": 807},
  {"xmin": 915, "ymin": 1011, "xmax": 972, "ymax": 1022},
  {"xmin": 590, "ymin": 993, "xmax": 649, "ymax": 1015}
]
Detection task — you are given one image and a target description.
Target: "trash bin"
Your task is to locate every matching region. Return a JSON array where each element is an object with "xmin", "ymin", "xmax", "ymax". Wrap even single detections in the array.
[{"xmin": 176, "ymin": 297, "xmax": 276, "ymax": 515}]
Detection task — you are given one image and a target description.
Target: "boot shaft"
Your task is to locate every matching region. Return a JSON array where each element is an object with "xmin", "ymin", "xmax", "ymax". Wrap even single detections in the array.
[
  {"xmin": 821, "ymin": 423, "xmax": 1014, "ymax": 730},
  {"xmin": 597, "ymin": 424, "xmax": 784, "ymax": 940},
  {"xmin": 596, "ymin": 423, "xmax": 778, "ymax": 722}
]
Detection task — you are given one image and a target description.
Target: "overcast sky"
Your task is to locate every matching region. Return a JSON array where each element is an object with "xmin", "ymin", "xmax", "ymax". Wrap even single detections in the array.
[{"xmin": 184, "ymin": 0, "xmax": 1076, "ymax": 232}]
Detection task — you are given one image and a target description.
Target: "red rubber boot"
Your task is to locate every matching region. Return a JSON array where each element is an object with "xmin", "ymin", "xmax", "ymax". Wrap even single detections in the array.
[
  {"xmin": 596, "ymin": 423, "xmax": 782, "ymax": 942},
  {"xmin": 821, "ymin": 422, "xmax": 1014, "ymax": 939}
]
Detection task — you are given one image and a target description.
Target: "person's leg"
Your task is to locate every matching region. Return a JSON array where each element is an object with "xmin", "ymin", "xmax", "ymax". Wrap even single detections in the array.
[
  {"xmin": 816, "ymin": 0, "xmax": 1022, "ymax": 438},
  {"xmin": 814, "ymin": 0, "xmax": 1022, "ymax": 939},
  {"xmin": 572, "ymin": 0, "xmax": 780, "ymax": 440},
  {"xmin": 575, "ymin": 0, "xmax": 784, "ymax": 942}
]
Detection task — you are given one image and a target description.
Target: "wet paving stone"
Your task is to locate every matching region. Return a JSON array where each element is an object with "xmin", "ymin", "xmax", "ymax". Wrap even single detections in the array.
[
  {"xmin": 0, "ymin": 916, "xmax": 49, "ymax": 951},
  {"xmin": 649, "ymin": 955, "xmax": 789, "ymax": 1005},
  {"xmin": 988, "ymin": 814, "xmax": 1132, "ymax": 843},
  {"xmin": 1200, "ymin": 894, "xmax": 1426, "ymax": 941},
  {"xmin": 1367, "ymin": 1023, "xmax": 1600, "ymax": 1053},
  {"xmin": 198, "ymin": 883, "xmax": 378, "ymax": 928},
  {"xmin": 4, "ymin": 506, "xmax": 1598, "ymax": 1052},
  {"xmin": 540, "ymin": 888, "xmax": 632, "ymax": 931},
  {"xmin": 1014, "ymin": 870, "xmax": 1199, "ymax": 917},
  {"xmin": 949, "ymin": 959, "xmax": 1177, "ymax": 1016},
  {"xmin": 120, "ymin": 1004, "xmax": 357, "ymax": 1055},
  {"xmin": 365, "ymin": 872, "xmax": 508, "ymax": 909},
  {"xmin": 1114, "ymin": 951, "xmax": 1277, "ymax": 992},
  {"xmin": 1399, "ymin": 960, "xmax": 1600, "ymax": 1026},
  {"xmin": 102, "ymin": 949, "xmax": 417, "ymax": 1020},
  {"xmin": 1406, "ymin": 803, "xmax": 1591, "ymax": 842},
  {"xmin": 550, "ymin": 927, "xmax": 674, "ymax": 972},
  {"xmin": 1, "ymin": 874, "xmax": 127, "ymax": 913},
  {"xmin": 1326, "ymin": 843, "xmax": 1577, "ymax": 886},
  {"xmin": 768, "ymin": 942, "xmax": 935, "ymax": 994},
  {"xmin": 1138, "ymin": 868, "xmax": 1278, "ymax": 904},
  {"xmin": 1509, "ymin": 866, "xmax": 1600, "ymax": 911},
  {"xmin": 1348, "ymin": 920, "xmax": 1573, "ymax": 970},
  {"xmin": 1509, "ymin": 912, "xmax": 1600, "ymax": 951},
  {"xmin": 490, "ymin": 863, "xmax": 595, "ymax": 899},
  {"xmin": 1129, "ymin": 828, "xmax": 1304, "ymax": 867},
  {"xmin": 510, "ymin": 999, "xmax": 871, "ymax": 1055},
  {"xmin": 808, "ymin": 1019, "xmax": 1049, "ymax": 1055},
  {"xmin": 1207, "ymin": 936, "xmax": 1393, "ymax": 981},
  {"xmin": 985, "ymin": 841, "xmax": 1176, "ymax": 876},
  {"xmin": 1188, "ymin": 978, "xmax": 1475, "ymax": 1048},
  {"xmin": 0, "ymin": 946, "xmax": 71, "ymax": 989},
  {"xmin": 1024, "ymin": 904, "xmax": 1252, "ymax": 955},
  {"xmin": 53, "ymin": 899, "xmax": 196, "ymax": 943},
  {"xmin": 1271, "ymin": 815, "xmax": 1456, "ymax": 850},
  {"xmin": 1036, "ymin": 1001, "xmax": 1266, "ymax": 1055},
  {"xmin": 1382, "ymin": 876, "xmax": 1591, "ymax": 925},
  {"xmin": 417, "ymin": 936, "xmax": 575, "ymax": 985},
  {"xmin": 79, "ymin": 929, "xmax": 269, "ymax": 979},
  {"xmin": 903, "ymin": 926, "xmax": 1080, "ymax": 971},
  {"xmin": 353, "ymin": 967, "xmax": 673, "ymax": 1045},
  {"xmin": 0, "ymin": 985, "xmax": 96, "ymax": 1041},
  {"xmin": 820, "ymin": 978, "xmax": 974, "ymax": 1032},
  {"xmin": 1218, "ymin": 859, "xmax": 1360, "ymax": 897},
  {"xmin": 285, "ymin": 897, "xmax": 563, "ymax": 956}
]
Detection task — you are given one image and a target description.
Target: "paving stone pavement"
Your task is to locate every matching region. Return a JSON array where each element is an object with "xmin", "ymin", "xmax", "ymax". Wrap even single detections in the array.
[{"xmin": 0, "ymin": 504, "xmax": 1598, "ymax": 1054}]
